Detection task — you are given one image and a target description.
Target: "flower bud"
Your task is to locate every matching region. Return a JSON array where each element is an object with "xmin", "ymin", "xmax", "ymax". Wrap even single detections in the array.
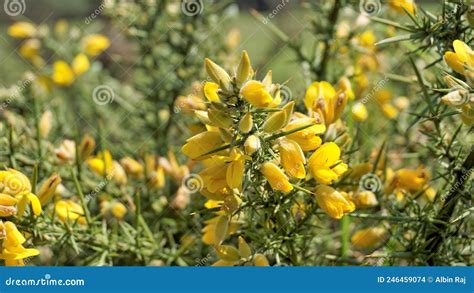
[
  {"xmin": 244, "ymin": 135, "xmax": 260, "ymax": 155},
  {"xmin": 351, "ymin": 102, "xmax": 368, "ymax": 122},
  {"xmin": 205, "ymin": 58, "xmax": 231, "ymax": 90},
  {"xmin": 239, "ymin": 112, "xmax": 253, "ymax": 133},
  {"xmin": 208, "ymin": 108, "xmax": 232, "ymax": 128},
  {"xmin": 262, "ymin": 109, "xmax": 287, "ymax": 133},
  {"xmin": 441, "ymin": 89, "xmax": 469, "ymax": 107},
  {"xmin": 39, "ymin": 110, "xmax": 53, "ymax": 138},
  {"xmin": 38, "ymin": 173, "xmax": 61, "ymax": 205},
  {"xmin": 120, "ymin": 157, "xmax": 144, "ymax": 178},
  {"xmin": 236, "ymin": 50, "xmax": 252, "ymax": 85},
  {"xmin": 216, "ymin": 245, "xmax": 240, "ymax": 262},
  {"xmin": 254, "ymin": 254, "xmax": 270, "ymax": 266},
  {"xmin": 238, "ymin": 236, "xmax": 252, "ymax": 258},
  {"xmin": 79, "ymin": 134, "xmax": 96, "ymax": 161}
]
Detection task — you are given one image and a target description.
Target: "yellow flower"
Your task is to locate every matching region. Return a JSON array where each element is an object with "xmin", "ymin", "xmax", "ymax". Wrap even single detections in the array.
[
  {"xmin": 308, "ymin": 142, "xmax": 348, "ymax": 185},
  {"xmin": 304, "ymin": 81, "xmax": 348, "ymax": 125},
  {"xmin": 0, "ymin": 194, "xmax": 17, "ymax": 217},
  {"xmin": 81, "ymin": 34, "xmax": 110, "ymax": 57},
  {"xmin": 0, "ymin": 170, "xmax": 41, "ymax": 217},
  {"xmin": 444, "ymin": 40, "xmax": 474, "ymax": 75},
  {"xmin": 19, "ymin": 39, "xmax": 41, "ymax": 59},
  {"xmin": 351, "ymin": 102, "xmax": 368, "ymax": 122},
  {"xmin": 240, "ymin": 80, "xmax": 274, "ymax": 108},
  {"xmin": 120, "ymin": 157, "xmax": 144, "ymax": 178},
  {"xmin": 72, "ymin": 53, "xmax": 90, "ymax": 76},
  {"xmin": 352, "ymin": 190, "xmax": 378, "ymax": 208},
  {"xmin": 381, "ymin": 103, "xmax": 398, "ymax": 119},
  {"xmin": 351, "ymin": 227, "xmax": 387, "ymax": 249},
  {"xmin": 55, "ymin": 200, "xmax": 86, "ymax": 225},
  {"xmin": 283, "ymin": 116, "xmax": 325, "ymax": 151},
  {"xmin": 203, "ymin": 82, "xmax": 220, "ymax": 103},
  {"xmin": 278, "ymin": 137, "xmax": 306, "ymax": 179},
  {"xmin": 390, "ymin": 166, "xmax": 430, "ymax": 193},
  {"xmin": 181, "ymin": 130, "xmax": 223, "ymax": 159},
  {"xmin": 357, "ymin": 30, "xmax": 376, "ymax": 50},
  {"xmin": 315, "ymin": 185, "xmax": 355, "ymax": 219},
  {"xmin": 260, "ymin": 162, "xmax": 293, "ymax": 193},
  {"xmin": 200, "ymin": 157, "xmax": 228, "ymax": 194},
  {"xmin": 202, "ymin": 214, "xmax": 237, "ymax": 246},
  {"xmin": 52, "ymin": 60, "xmax": 75, "ymax": 87},
  {"xmin": 0, "ymin": 221, "xmax": 39, "ymax": 266},
  {"xmin": 225, "ymin": 149, "xmax": 247, "ymax": 190},
  {"xmin": 7, "ymin": 22, "xmax": 36, "ymax": 39},
  {"xmin": 87, "ymin": 150, "xmax": 113, "ymax": 177},
  {"xmin": 111, "ymin": 201, "xmax": 127, "ymax": 219},
  {"xmin": 388, "ymin": 0, "xmax": 416, "ymax": 15}
]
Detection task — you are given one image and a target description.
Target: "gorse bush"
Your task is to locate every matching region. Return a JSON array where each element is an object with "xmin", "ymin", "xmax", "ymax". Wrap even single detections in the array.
[{"xmin": 0, "ymin": 0, "xmax": 472, "ymax": 266}]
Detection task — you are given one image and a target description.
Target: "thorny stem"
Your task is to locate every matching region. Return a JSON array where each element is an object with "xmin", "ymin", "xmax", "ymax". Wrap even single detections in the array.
[
  {"xmin": 425, "ymin": 149, "xmax": 474, "ymax": 265},
  {"xmin": 317, "ymin": 0, "xmax": 341, "ymax": 79},
  {"xmin": 70, "ymin": 168, "xmax": 92, "ymax": 225}
]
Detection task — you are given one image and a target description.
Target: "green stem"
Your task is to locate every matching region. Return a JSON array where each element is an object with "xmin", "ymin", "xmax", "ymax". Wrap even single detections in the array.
[{"xmin": 70, "ymin": 168, "xmax": 92, "ymax": 225}]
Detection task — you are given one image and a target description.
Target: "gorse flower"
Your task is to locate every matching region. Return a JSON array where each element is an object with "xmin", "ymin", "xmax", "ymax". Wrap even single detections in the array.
[
  {"xmin": 7, "ymin": 22, "xmax": 37, "ymax": 39},
  {"xmin": 315, "ymin": 185, "xmax": 355, "ymax": 219},
  {"xmin": 55, "ymin": 200, "xmax": 86, "ymax": 225},
  {"xmin": 444, "ymin": 40, "xmax": 474, "ymax": 75},
  {"xmin": 260, "ymin": 162, "xmax": 294, "ymax": 193},
  {"xmin": 0, "ymin": 221, "xmax": 39, "ymax": 266},
  {"xmin": 181, "ymin": 51, "xmax": 356, "ymax": 265},
  {"xmin": 304, "ymin": 80, "xmax": 349, "ymax": 125},
  {"xmin": 308, "ymin": 142, "xmax": 348, "ymax": 185},
  {"xmin": 81, "ymin": 34, "xmax": 110, "ymax": 57},
  {"xmin": 351, "ymin": 227, "xmax": 388, "ymax": 249},
  {"xmin": 388, "ymin": 0, "xmax": 416, "ymax": 15},
  {"xmin": 0, "ymin": 170, "xmax": 41, "ymax": 217}
]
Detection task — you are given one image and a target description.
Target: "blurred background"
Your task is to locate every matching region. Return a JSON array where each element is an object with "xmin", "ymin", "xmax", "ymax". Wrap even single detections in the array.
[{"xmin": 0, "ymin": 0, "xmax": 437, "ymax": 89}]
